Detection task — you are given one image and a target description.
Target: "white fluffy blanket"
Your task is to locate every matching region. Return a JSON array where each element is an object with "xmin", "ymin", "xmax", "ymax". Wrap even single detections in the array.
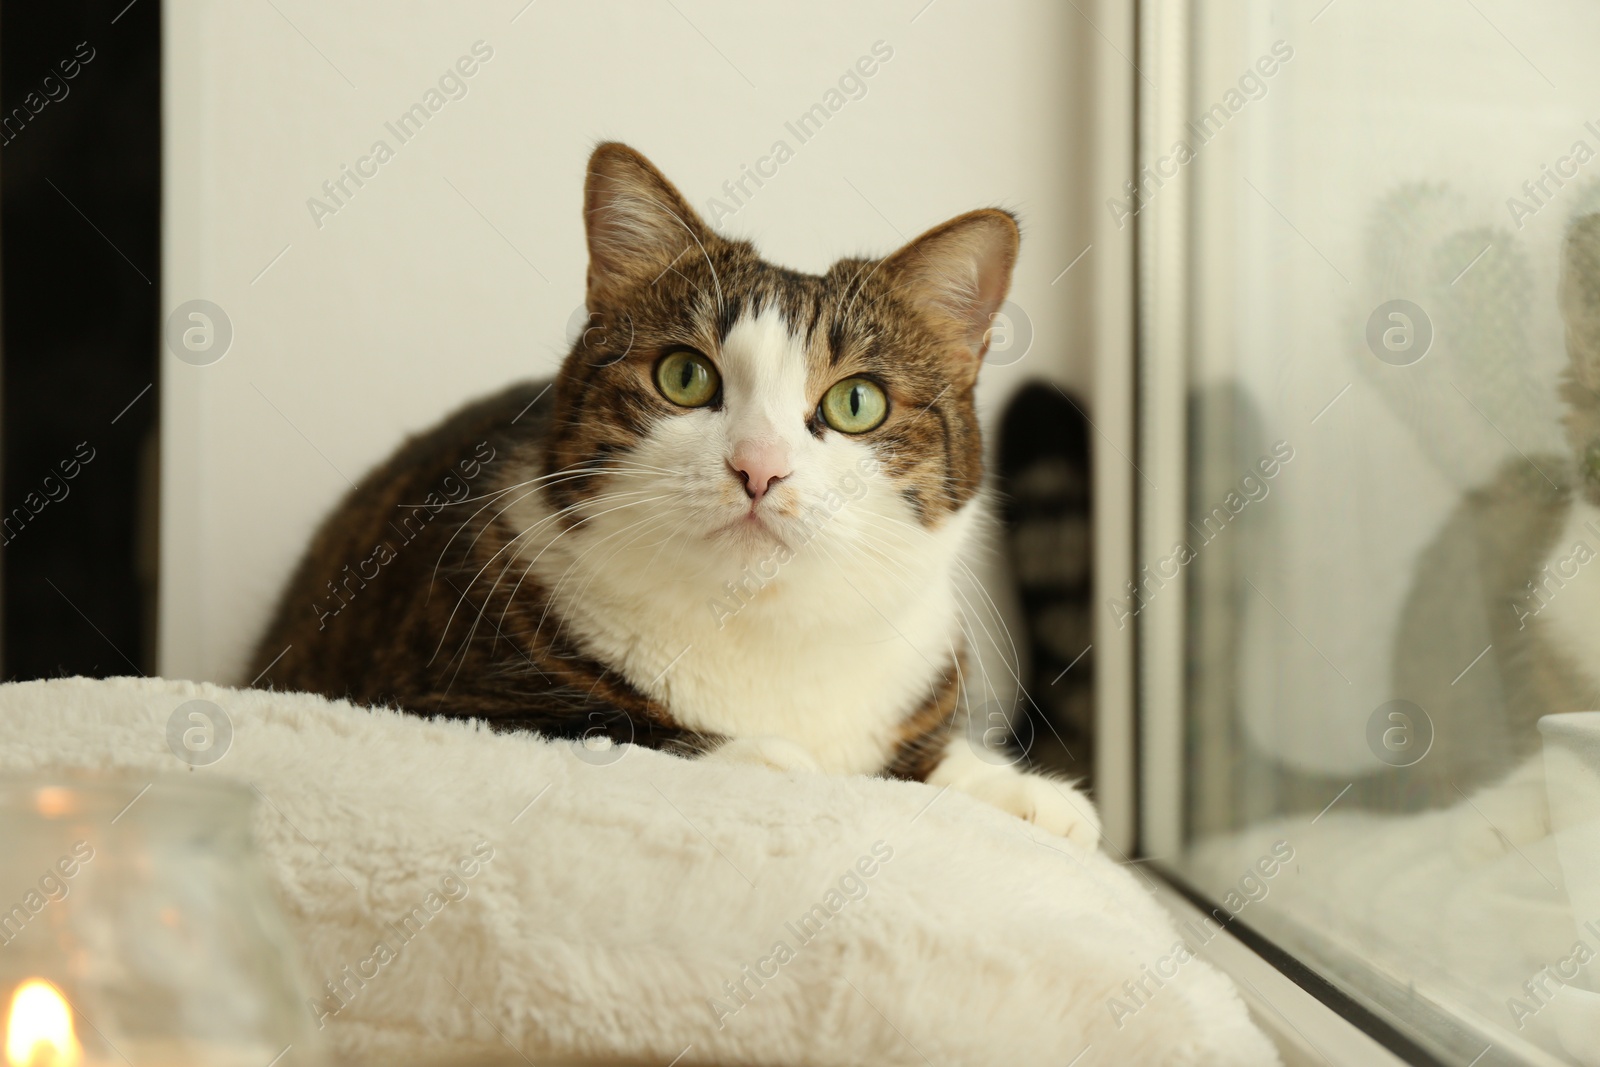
[{"xmin": 0, "ymin": 677, "xmax": 1277, "ymax": 1066}]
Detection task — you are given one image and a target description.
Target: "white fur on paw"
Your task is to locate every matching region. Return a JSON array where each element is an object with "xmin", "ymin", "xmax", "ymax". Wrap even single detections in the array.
[
  {"xmin": 959, "ymin": 771, "xmax": 1101, "ymax": 851},
  {"xmin": 703, "ymin": 736, "xmax": 821, "ymax": 774}
]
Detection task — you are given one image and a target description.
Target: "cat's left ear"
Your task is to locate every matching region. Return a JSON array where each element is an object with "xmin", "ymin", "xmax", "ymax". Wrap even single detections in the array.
[{"xmin": 881, "ymin": 209, "xmax": 1020, "ymax": 369}]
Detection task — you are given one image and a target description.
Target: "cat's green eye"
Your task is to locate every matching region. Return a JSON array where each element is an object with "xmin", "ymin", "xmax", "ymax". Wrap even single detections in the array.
[
  {"xmin": 820, "ymin": 377, "xmax": 889, "ymax": 434},
  {"xmin": 654, "ymin": 349, "xmax": 720, "ymax": 408}
]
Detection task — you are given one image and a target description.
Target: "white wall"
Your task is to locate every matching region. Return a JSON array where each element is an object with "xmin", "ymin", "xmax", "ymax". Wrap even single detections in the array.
[{"xmin": 160, "ymin": 0, "xmax": 1108, "ymax": 685}]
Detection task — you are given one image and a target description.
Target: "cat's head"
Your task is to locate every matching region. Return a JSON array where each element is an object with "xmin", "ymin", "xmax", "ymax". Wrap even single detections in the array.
[{"xmin": 541, "ymin": 143, "xmax": 1017, "ymax": 580}]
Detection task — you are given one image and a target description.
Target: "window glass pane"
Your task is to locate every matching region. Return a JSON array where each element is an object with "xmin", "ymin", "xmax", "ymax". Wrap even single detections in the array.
[{"xmin": 1166, "ymin": 2, "xmax": 1600, "ymax": 1062}]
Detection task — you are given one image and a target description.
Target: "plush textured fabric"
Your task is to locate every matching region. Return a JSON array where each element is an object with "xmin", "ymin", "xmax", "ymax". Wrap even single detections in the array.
[{"xmin": 0, "ymin": 677, "xmax": 1277, "ymax": 1066}]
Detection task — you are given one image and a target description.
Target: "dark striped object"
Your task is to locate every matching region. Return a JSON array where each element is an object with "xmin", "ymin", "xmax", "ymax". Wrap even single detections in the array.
[{"xmin": 997, "ymin": 382, "xmax": 1094, "ymax": 789}]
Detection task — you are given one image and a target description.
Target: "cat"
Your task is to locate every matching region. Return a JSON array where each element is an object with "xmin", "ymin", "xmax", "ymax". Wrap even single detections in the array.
[{"xmin": 249, "ymin": 142, "xmax": 1101, "ymax": 849}]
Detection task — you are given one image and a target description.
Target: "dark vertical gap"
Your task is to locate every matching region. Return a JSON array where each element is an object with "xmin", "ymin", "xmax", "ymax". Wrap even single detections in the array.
[{"xmin": 1, "ymin": 0, "xmax": 161, "ymax": 679}]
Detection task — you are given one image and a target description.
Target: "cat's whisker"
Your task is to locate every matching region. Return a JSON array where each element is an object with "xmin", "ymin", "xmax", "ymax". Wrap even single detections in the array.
[
  {"xmin": 486, "ymin": 488, "xmax": 667, "ymax": 614},
  {"xmin": 840, "ymin": 513, "xmax": 926, "ymax": 562},
  {"xmin": 661, "ymin": 508, "xmax": 714, "ymax": 574},
  {"xmin": 823, "ymin": 503, "xmax": 1022, "ymax": 721},
  {"xmin": 819, "ymin": 515, "xmax": 929, "ymax": 582},
  {"xmin": 948, "ymin": 557, "xmax": 1021, "ymax": 674},
  {"xmin": 427, "ymin": 482, "xmax": 563, "ymax": 642},
  {"xmin": 458, "ymin": 494, "xmax": 674, "ymax": 674},
  {"xmin": 948, "ymin": 565, "xmax": 1060, "ymax": 749},
  {"xmin": 639, "ymin": 510, "xmax": 702, "ymax": 577},
  {"xmin": 816, "ymin": 527, "xmax": 923, "ymax": 589},
  {"xmin": 511, "ymin": 507, "xmax": 676, "ymax": 634},
  {"xmin": 507, "ymin": 494, "xmax": 677, "ymax": 650},
  {"xmin": 947, "ymin": 636, "xmax": 973, "ymax": 721},
  {"xmin": 952, "ymin": 607, "xmax": 1000, "ymax": 725},
  {"xmin": 567, "ymin": 512, "xmax": 689, "ymax": 612},
  {"xmin": 951, "ymin": 551, "xmax": 1027, "ymax": 680},
  {"xmin": 550, "ymin": 512, "xmax": 684, "ymax": 628},
  {"xmin": 429, "ymin": 490, "xmax": 665, "ymax": 667},
  {"xmin": 431, "ymin": 482, "xmax": 657, "ymax": 615},
  {"xmin": 407, "ymin": 462, "xmax": 668, "ymax": 510},
  {"xmin": 429, "ymin": 465, "xmax": 661, "ymax": 595}
]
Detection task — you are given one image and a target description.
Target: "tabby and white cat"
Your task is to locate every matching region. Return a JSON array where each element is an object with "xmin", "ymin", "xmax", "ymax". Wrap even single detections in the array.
[{"xmin": 250, "ymin": 143, "xmax": 1099, "ymax": 849}]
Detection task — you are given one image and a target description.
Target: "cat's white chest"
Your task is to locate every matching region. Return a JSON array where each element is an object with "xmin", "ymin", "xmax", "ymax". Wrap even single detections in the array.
[
  {"xmin": 1534, "ymin": 497, "xmax": 1600, "ymax": 693},
  {"xmin": 522, "ymin": 495, "xmax": 981, "ymax": 775},
  {"xmin": 658, "ymin": 589, "xmax": 962, "ymax": 773}
]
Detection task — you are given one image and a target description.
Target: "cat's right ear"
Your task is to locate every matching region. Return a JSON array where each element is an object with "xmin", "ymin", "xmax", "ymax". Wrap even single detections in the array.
[{"xmin": 584, "ymin": 143, "xmax": 711, "ymax": 306}]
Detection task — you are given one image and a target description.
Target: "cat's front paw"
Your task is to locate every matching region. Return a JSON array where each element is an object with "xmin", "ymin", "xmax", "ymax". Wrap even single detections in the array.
[
  {"xmin": 703, "ymin": 735, "xmax": 821, "ymax": 774},
  {"xmin": 960, "ymin": 771, "xmax": 1102, "ymax": 851},
  {"xmin": 928, "ymin": 745, "xmax": 1101, "ymax": 850}
]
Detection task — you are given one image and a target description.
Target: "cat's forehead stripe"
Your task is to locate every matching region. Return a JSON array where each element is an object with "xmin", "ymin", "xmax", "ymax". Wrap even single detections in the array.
[{"xmin": 714, "ymin": 277, "xmax": 827, "ymax": 348}]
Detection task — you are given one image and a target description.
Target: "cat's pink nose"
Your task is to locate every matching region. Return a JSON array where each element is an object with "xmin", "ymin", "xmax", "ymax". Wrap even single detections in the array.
[{"xmin": 730, "ymin": 440, "xmax": 792, "ymax": 502}]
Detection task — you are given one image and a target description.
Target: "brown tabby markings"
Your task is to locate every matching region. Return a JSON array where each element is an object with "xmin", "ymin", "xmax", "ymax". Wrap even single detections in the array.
[{"xmin": 251, "ymin": 143, "xmax": 1013, "ymax": 779}]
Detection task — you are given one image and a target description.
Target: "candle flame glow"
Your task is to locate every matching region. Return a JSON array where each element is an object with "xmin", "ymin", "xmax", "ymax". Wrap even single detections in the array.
[{"xmin": 4, "ymin": 980, "xmax": 81, "ymax": 1067}]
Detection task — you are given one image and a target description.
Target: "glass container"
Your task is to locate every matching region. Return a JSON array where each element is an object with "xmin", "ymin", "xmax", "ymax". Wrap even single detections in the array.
[{"xmin": 0, "ymin": 775, "xmax": 326, "ymax": 1067}]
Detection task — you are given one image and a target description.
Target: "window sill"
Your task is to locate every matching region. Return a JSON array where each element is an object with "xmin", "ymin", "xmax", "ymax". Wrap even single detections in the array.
[{"xmin": 1146, "ymin": 875, "xmax": 1413, "ymax": 1066}]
